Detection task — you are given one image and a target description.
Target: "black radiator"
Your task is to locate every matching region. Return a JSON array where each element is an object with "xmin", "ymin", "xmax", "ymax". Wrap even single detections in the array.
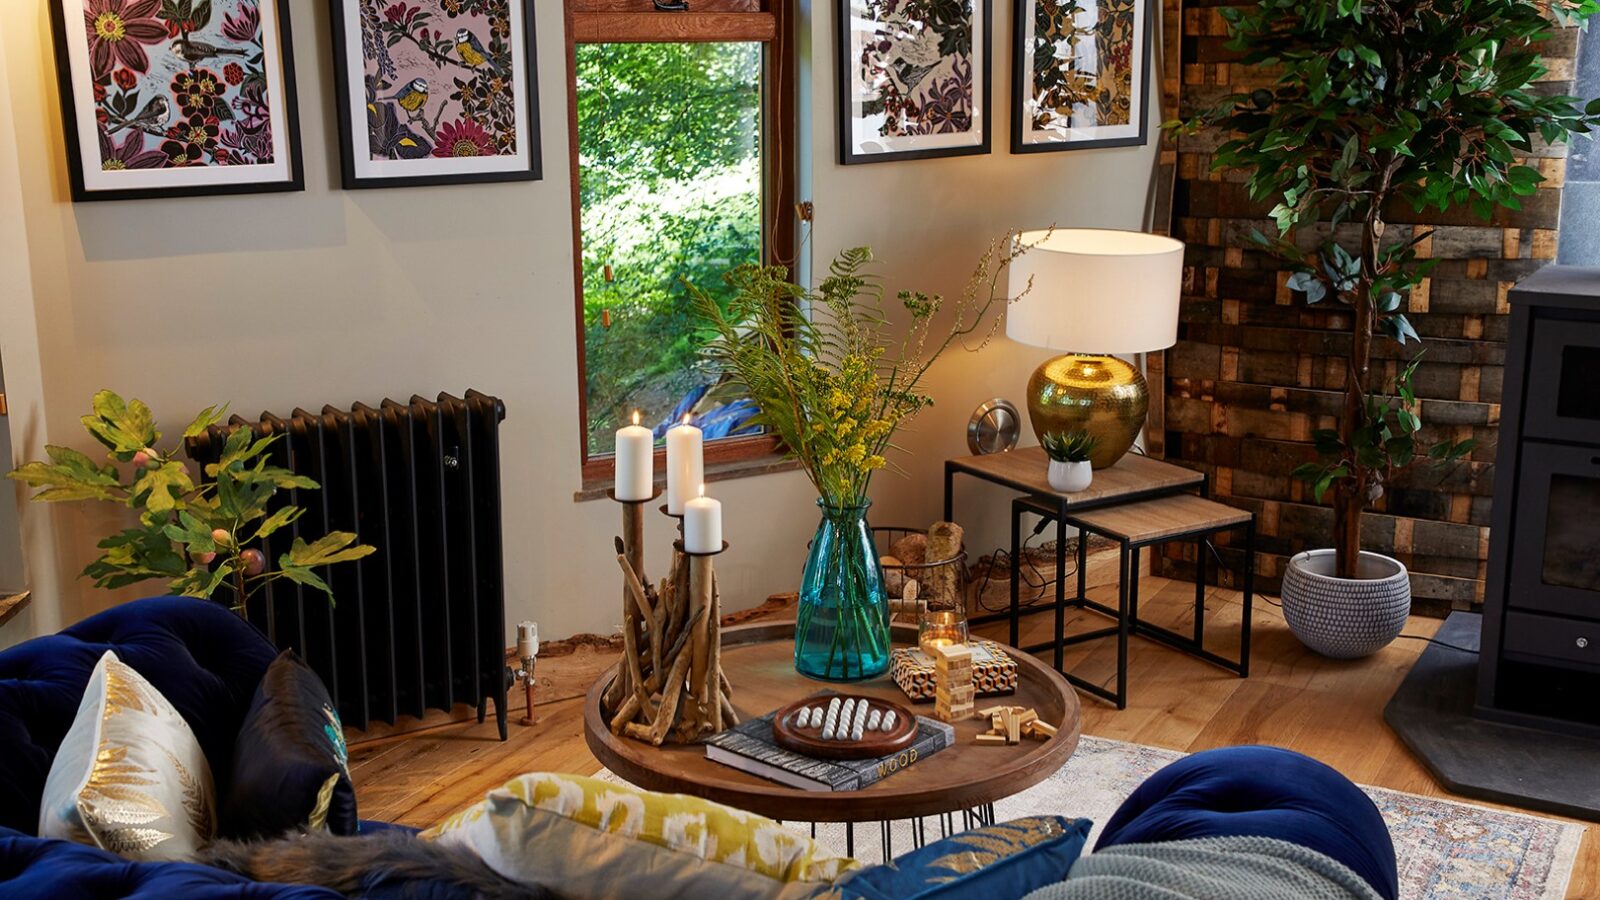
[{"xmin": 186, "ymin": 390, "xmax": 511, "ymax": 739}]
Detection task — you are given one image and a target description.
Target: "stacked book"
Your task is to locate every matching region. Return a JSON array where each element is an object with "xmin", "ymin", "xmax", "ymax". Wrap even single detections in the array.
[{"xmin": 705, "ymin": 695, "xmax": 955, "ymax": 791}]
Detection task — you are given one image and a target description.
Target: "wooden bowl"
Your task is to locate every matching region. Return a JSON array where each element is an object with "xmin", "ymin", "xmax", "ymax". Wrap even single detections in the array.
[{"xmin": 770, "ymin": 694, "xmax": 917, "ymax": 760}]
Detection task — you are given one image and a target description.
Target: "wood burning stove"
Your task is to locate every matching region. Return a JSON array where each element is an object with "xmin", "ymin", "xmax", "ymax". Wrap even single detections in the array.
[{"xmin": 1479, "ymin": 266, "xmax": 1600, "ymax": 736}]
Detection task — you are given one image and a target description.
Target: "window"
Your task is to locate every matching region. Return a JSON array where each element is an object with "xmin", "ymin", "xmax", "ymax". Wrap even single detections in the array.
[{"xmin": 570, "ymin": 0, "xmax": 794, "ymax": 481}]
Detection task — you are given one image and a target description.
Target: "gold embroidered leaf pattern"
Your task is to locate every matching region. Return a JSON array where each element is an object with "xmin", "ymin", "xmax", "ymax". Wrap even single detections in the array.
[
  {"xmin": 921, "ymin": 818, "xmax": 1068, "ymax": 882},
  {"xmin": 102, "ymin": 660, "xmax": 163, "ymax": 718},
  {"xmin": 307, "ymin": 773, "xmax": 341, "ymax": 832},
  {"xmin": 162, "ymin": 748, "xmax": 214, "ymax": 840},
  {"xmin": 79, "ymin": 784, "xmax": 167, "ymax": 826},
  {"xmin": 92, "ymin": 747, "xmax": 159, "ymax": 786},
  {"xmin": 97, "ymin": 826, "xmax": 173, "ymax": 855}
]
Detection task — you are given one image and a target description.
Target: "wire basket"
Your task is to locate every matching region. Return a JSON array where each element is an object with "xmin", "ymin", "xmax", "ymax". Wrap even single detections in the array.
[{"xmin": 871, "ymin": 526, "xmax": 969, "ymax": 622}]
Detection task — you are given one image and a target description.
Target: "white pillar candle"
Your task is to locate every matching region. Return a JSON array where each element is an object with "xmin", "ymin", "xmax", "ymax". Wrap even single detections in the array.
[
  {"xmin": 665, "ymin": 417, "xmax": 704, "ymax": 515},
  {"xmin": 613, "ymin": 412, "xmax": 654, "ymax": 501},
  {"xmin": 683, "ymin": 486, "xmax": 722, "ymax": 554}
]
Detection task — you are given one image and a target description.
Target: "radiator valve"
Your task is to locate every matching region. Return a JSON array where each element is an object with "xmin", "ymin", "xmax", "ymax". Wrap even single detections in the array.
[{"xmin": 514, "ymin": 621, "xmax": 539, "ymax": 726}]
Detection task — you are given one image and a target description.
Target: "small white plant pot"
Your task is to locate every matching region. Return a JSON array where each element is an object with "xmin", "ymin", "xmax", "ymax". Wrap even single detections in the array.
[{"xmin": 1047, "ymin": 459, "xmax": 1093, "ymax": 493}]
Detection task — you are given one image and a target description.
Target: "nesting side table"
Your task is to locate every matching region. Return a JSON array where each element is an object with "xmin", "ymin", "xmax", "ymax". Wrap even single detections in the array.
[
  {"xmin": 945, "ymin": 448, "xmax": 1254, "ymax": 708},
  {"xmin": 945, "ymin": 448, "xmax": 1207, "ymax": 659},
  {"xmin": 1019, "ymin": 493, "xmax": 1256, "ymax": 708}
]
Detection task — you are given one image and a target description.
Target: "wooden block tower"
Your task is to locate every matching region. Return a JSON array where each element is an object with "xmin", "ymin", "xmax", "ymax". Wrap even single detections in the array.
[{"xmin": 931, "ymin": 642, "xmax": 974, "ymax": 722}]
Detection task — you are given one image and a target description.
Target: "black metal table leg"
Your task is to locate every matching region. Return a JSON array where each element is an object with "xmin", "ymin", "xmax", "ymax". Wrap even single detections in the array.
[
  {"xmin": 1054, "ymin": 510, "xmax": 1068, "ymax": 671},
  {"xmin": 1115, "ymin": 540, "xmax": 1131, "ymax": 709},
  {"xmin": 1242, "ymin": 520, "xmax": 1255, "ymax": 677},
  {"xmin": 1076, "ymin": 523, "xmax": 1088, "ymax": 603},
  {"xmin": 1194, "ymin": 536, "xmax": 1207, "ymax": 646},
  {"xmin": 1010, "ymin": 500, "xmax": 1022, "ymax": 648}
]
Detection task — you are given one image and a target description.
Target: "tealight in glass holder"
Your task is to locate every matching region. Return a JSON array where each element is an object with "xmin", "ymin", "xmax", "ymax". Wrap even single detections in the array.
[{"xmin": 918, "ymin": 606, "xmax": 970, "ymax": 656}]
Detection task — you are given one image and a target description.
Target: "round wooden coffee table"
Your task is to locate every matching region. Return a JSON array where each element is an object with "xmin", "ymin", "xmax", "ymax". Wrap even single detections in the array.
[{"xmin": 584, "ymin": 620, "xmax": 1081, "ymax": 842}]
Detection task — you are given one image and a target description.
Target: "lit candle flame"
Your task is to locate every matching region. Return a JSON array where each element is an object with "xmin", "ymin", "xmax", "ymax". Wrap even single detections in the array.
[
  {"xmin": 632, "ymin": 410, "xmax": 641, "ymax": 426},
  {"xmin": 698, "ymin": 484, "xmax": 707, "ymax": 499},
  {"xmin": 682, "ymin": 413, "xmax": 693, "ymax": 427}
]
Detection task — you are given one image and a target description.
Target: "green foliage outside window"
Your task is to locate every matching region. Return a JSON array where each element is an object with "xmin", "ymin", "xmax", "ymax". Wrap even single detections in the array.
[{"xmin": 579, "ymin": 42, "xmax": 764, "ymax": 454}]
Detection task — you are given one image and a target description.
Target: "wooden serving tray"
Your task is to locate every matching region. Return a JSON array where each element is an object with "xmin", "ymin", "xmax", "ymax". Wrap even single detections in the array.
[{"xmin": 770, "ymin": 694, "xmax": 917, "ymax": 760}]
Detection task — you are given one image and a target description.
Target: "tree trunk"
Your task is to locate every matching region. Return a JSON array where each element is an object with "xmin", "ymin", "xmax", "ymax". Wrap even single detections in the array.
[{"xmin": 1335, "ymin": 211, "xmax": 1383, "ymax": 579}]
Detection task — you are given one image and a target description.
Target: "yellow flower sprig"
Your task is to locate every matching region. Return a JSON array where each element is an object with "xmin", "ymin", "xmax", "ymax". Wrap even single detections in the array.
[{"xmin": 691, "ymin": 234, "xmax": 1042, "ymax": 507}]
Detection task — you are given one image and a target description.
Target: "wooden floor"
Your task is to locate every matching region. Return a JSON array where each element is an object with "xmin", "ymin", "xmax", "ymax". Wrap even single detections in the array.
[{"xmin": 350, "ymin": 574, "xmax": 1597, "ymax": 897}]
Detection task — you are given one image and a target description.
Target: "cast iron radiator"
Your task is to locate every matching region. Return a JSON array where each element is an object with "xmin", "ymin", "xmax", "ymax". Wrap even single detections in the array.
[{"xmin": 185, "ymin": 390, "xmax": 512, "ymax": 740}]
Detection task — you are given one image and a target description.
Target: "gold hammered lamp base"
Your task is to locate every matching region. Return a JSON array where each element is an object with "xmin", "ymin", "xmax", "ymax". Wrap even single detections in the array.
[{"xmin": 1026, "ymin": 354, "xmax": 1148, "ymax": 470}]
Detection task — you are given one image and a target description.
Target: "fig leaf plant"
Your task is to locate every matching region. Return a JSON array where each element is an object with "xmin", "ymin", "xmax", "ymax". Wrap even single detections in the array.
[
  {"xmin": 7, "ymin": 391, "xmax": 374, "ymax": 609},
  {"xmin": 1173, "ymin": 0, "xmax": 1600, "ymax": 578}
]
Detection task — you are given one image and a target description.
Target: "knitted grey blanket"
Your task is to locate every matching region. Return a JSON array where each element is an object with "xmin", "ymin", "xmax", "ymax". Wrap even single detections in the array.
[{"xmin": 1022, "ymin": 836, "xmax": 1385, "ymax": 900}]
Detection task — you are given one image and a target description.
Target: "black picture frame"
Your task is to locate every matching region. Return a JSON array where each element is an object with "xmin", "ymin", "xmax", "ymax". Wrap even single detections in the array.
[
  {"xmin": 836, "ymin": 0, "xmax": 993, "ymax": 165},
  {"xmin": 1009, "ymin": 0, "xmax": 1152, "ymax": 154},
  {"xmin": 328, "ymin": 0, "xmax": 542, "ymax": 190},
  {"xmin": 49, "ymin": 0, "xmax": 304, "ymax": 202}
]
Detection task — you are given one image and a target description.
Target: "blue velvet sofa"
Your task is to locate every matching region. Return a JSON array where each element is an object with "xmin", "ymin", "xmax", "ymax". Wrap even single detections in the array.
[
  {"xmin": 0, "ymin": 596, "xmax": 1397, "ymax": 899},
  {"xmin": 0, "ymin": 596, "xmax": 349, "ymax": 898}
]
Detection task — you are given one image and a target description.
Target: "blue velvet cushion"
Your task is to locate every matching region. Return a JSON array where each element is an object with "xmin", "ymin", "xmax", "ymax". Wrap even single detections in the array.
[
  {"xmin": 1096, "ymin": 745, "xmax": 1398, "ymax": 900},
  {"xmin": 0, "ymin": 827, "xmax": 340, "ymax": 899},
  {"xmin": 835, "ymin": 816, "xmax": 1091, "ymax": 900},
  {"xmin": 0, "ymin": 596, "xmax": 278, "ymax": 836},
  {"xmin": 223, "ymin": 651, "xmax": 359, "ymax": 838}
]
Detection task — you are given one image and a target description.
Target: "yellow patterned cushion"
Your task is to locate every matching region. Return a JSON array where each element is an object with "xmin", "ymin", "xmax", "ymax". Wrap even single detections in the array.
[
  {"xmin": 423, "ymin": 773, "xmax": 860, "ymax": 899},
  {"xmin": 38, "ymin": 650, "xmax": 216, "ymax": 860}
]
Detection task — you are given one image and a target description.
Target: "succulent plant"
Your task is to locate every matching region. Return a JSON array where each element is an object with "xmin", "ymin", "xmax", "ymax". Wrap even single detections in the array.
[{"xmin": 1042, "ymin": 430, "xmax": 1099, "ymax": 464}]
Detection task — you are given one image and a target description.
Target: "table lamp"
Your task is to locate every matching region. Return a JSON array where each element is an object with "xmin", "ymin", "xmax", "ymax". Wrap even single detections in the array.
[{"xmin": 1006, "ymin": 228, "xmax": 1185, "ymax": 469}]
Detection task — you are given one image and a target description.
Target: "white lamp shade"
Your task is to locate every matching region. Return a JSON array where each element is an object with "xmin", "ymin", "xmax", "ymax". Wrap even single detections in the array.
[{"xmin": 1006, "ymin": 228, "xmax": 1186, "ymax": 355}]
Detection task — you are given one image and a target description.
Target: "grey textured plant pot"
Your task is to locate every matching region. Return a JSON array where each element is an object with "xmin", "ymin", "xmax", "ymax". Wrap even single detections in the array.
[{"xmin": 1280, "ymin": 549, "xmax": 1411, "ymax": 659}]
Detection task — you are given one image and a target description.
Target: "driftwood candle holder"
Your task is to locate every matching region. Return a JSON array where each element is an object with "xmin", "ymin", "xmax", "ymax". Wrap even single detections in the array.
[{"xmin": 601, "ymin": 491, "xmax": 736, "ymax": 745}]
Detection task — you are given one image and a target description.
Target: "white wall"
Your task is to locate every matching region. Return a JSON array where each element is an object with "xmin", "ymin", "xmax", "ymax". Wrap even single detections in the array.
[{"xmin": 1, "ymin": 0, "xmax": 1159, "ymax": 641}]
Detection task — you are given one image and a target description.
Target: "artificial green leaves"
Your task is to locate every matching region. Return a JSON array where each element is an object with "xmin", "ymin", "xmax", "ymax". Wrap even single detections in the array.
[{"xmin": 7, "ymin": 390, "xmax": 374, "ymax": 609}]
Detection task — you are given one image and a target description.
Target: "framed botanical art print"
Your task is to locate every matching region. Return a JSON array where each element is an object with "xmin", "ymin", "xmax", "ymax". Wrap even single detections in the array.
[
  {"xmin": 50, "ymin": 0, "xmax": 304, "ymax": 201},
  {"xmin": 837, "ymin": 0, "xmax": 992, "ymax": 164},
  {"xmin": 1011, "ymin": 0, "xmax": 1151, "ymax": 153},
  {"xmin": 329, "ymin": 0, "xmax": 542, "ymax": 189}
]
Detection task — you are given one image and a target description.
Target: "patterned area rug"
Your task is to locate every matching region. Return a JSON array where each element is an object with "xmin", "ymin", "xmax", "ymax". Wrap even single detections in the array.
[
  {"xmin": 603, "ymin": 734, "xmax": 1585, "ymax": 898},
  {"xmin": 997, "ymin": 737, "xmax": 1585, "ymax": 900}
]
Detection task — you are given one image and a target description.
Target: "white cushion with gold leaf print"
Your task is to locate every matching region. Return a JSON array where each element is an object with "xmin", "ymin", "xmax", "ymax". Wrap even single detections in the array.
[
  {"xmin": 38, "ymin": 650, "xmax": 216, "ymax": 861},
  {"xmin": 423, "ymin": 773, "xmax": 861, "ymax": 899}
]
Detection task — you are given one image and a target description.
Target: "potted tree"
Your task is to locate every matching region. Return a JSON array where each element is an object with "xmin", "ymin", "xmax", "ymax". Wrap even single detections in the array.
[{"xmin": 1180, "ymin": 0, "xmax": 1600, "ymax": 657}]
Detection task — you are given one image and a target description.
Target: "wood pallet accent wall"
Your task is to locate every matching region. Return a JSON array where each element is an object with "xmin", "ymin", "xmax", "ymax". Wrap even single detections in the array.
[{"xmin": 1158, "ymin": 0, "xmax": 1583, "ymax": 614}]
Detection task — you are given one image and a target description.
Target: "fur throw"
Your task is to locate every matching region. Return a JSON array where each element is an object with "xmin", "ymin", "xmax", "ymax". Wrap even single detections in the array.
[{"xmin": 199, "ymin": 828, "xmax": 547, "ymax": 899}]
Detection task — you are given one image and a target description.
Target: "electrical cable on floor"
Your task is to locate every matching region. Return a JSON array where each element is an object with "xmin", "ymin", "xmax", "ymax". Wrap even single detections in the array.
[
  {"xmin": 1394, "ymin": 634, "xmax": 1480, "ymax": 654},
  {"xmin": 972, "ymin": 519, "xmax": 1080, "ymax": 613}
]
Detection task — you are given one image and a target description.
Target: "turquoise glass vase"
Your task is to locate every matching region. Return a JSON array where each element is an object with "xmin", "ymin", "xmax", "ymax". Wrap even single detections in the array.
[{"xmin": 795, "ymin": 499, "xmax": 890, "ymax": 681}]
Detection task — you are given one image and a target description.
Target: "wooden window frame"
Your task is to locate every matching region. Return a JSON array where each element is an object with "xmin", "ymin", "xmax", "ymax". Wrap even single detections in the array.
[{"xmin": 568, "ymin": 0, "xmax": 796, "ymax": 487}]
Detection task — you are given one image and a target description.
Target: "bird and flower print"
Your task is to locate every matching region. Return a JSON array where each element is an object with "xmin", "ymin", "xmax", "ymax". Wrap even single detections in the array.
[
  {"xmin": 1012, "ymin": 0, "xmax": 1148, "ymax": 151},
  {"xmin": 335, "ymin": 0, "xmax": 538, "ymax": 186},
  {"xmin": 51, "ymin": 0, "xmax": 301, "ymax": 199},
  {"xmin": 360, "ymin": 0, "xmax": 518, "ymax": 160},
  {"xmin": 85, "ymin": 0, "xmax": 276, "ymax": 169},
  {"xmin": 840, "ymin": 0, "xmax": 988, "ymax": 163}
]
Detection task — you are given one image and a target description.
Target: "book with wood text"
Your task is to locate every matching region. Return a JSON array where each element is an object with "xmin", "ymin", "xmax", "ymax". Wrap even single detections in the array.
[{"xmin": 704, "ymin": 696, "xmax": 955, "ymax": 791}]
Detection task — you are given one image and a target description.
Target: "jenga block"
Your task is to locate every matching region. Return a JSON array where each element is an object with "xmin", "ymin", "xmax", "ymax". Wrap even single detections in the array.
[
  {"xmin": 936, "ymin": 684, "xmax": 975, "ymax": 703},
  {"xmin": 975, "ymin": 734, "xmax": 1008, "ymax": 745},
  {"xmin": 1029, "ymin": 720, "xmax": 1058, "ymax": 738},
  {"xmin": 1005, "ymin": 710, "xmax": 1021, "ymax": 744}
]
